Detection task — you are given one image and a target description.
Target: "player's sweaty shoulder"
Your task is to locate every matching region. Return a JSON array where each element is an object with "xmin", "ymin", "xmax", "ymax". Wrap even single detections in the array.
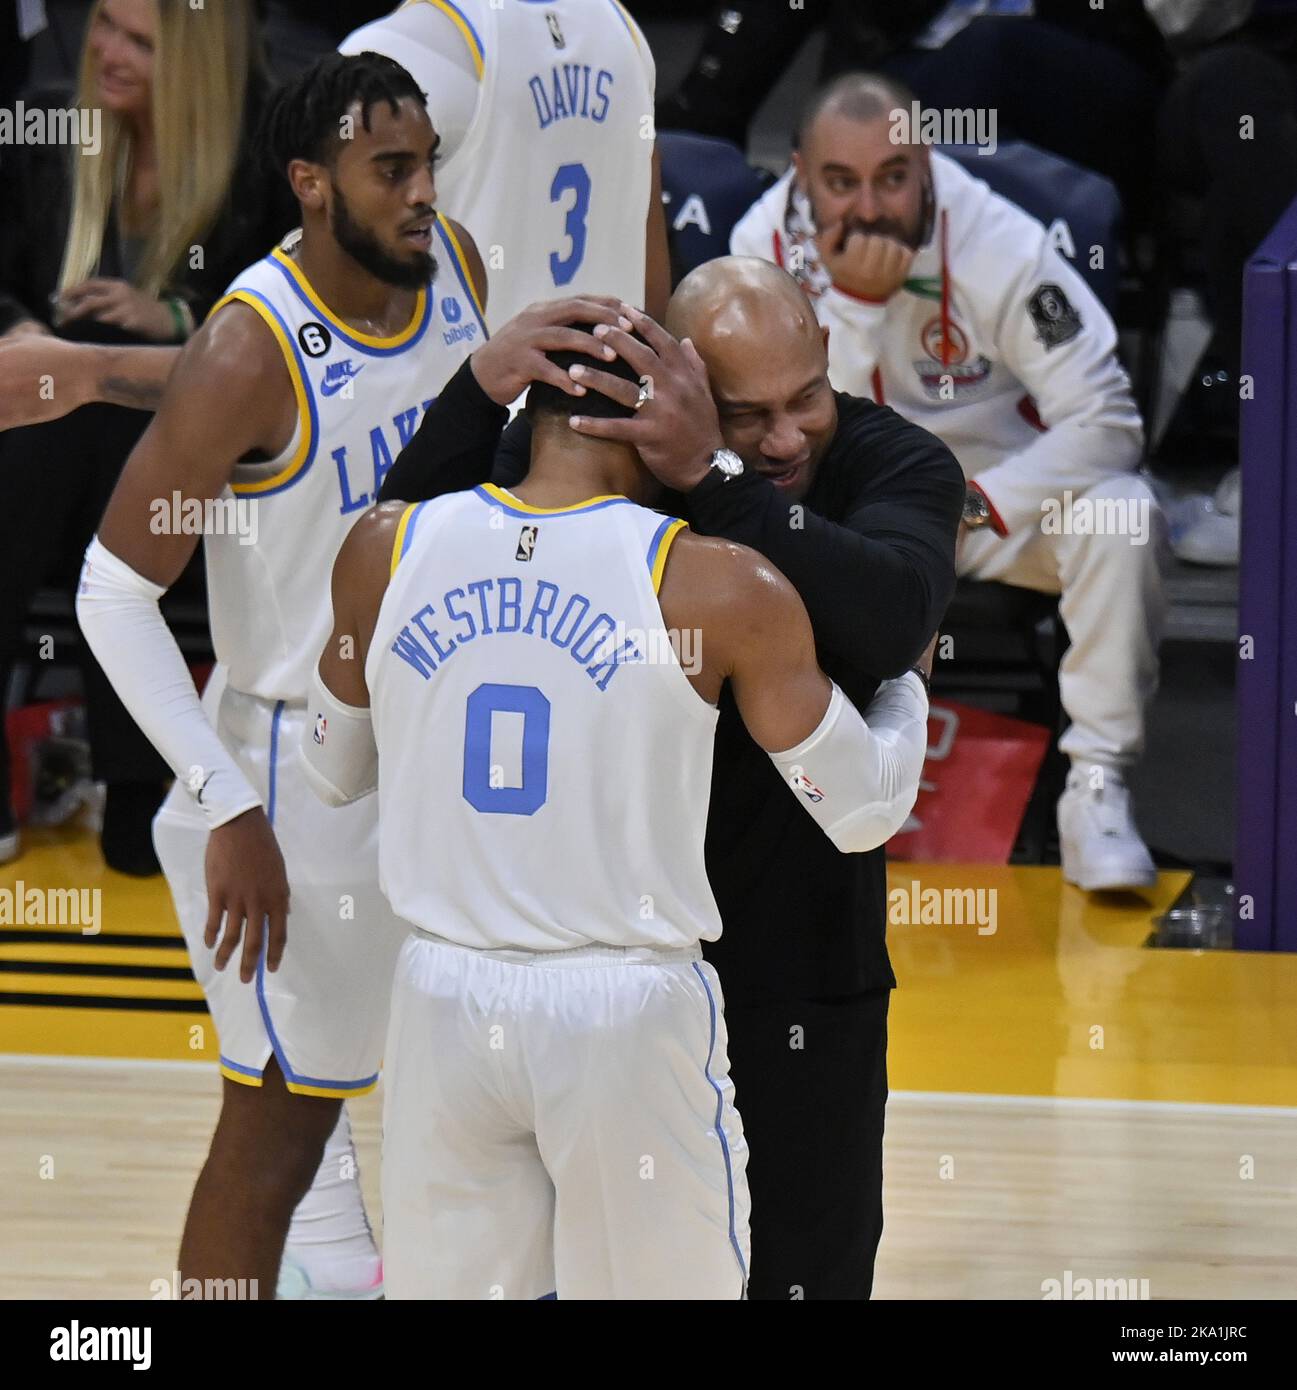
[{"xmin": 659, "ymin": 530, "xmax": 805, "ymax": 676}]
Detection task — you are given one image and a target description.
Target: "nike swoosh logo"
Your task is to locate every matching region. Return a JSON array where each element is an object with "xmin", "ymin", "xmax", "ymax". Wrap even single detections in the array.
[{"xmin": 320, "ymin": 366, "xmax": 364, "ymax": 397}]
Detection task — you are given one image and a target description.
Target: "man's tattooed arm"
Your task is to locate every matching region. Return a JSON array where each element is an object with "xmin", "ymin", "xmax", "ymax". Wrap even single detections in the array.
[{"xmin": 95, "ymin": 345, "xmax": 182, "ymax": 412}]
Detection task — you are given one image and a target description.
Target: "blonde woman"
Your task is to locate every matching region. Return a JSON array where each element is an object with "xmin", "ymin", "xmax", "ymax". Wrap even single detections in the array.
[{"xmin": 0, "ymin": 0, "xmax": 293, "ymax": 872}]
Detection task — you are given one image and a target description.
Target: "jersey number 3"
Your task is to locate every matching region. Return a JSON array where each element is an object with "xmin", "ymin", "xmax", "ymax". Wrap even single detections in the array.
[
  {"xmin": 463, "ymin": 682, "xmax": 551, "ymax": 815},
  {"xmin": 549, "ymin": 162, "xmax": 591, "ymax": 287}
]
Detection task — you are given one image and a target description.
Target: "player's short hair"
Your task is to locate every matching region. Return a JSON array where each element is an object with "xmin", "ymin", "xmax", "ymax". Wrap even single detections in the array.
[
  {"xmin": 795, "ymin": 70, "xmax": 917, "ymax": 149},
  {"xmin": 527, "ymin": 324, "xmax": 649, "ymax": 424},
  {"xmin": 261, "ymin": 51, "xmax": 428, "ymax": 181}
]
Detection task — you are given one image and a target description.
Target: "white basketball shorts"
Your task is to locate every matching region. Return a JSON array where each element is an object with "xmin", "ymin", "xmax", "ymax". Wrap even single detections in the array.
[
  {"xmin": 153, "ymin": 676, "xmax": 407, "ymax": 1097},
  {"xmin": 382, "ymin": 932, "xmax": 751, "ymax": 1299}
]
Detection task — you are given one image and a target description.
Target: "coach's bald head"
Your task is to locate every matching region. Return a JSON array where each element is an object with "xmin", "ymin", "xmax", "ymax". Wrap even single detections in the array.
[{"xmin": 667, "ymin": 258, "xmax": 836, "ymax": 502}]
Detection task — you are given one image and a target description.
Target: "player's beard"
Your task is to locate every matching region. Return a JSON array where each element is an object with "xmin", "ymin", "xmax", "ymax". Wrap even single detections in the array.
[{"xmin": 330, "ymin": 187, "xmax": 436, "ymax": 290}]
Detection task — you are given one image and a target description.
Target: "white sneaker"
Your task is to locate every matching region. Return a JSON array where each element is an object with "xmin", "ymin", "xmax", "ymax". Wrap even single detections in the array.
[
  {"xmin": 1213, "ymin": 466, "xmax": 1240, "ymax": 517},
  {"xmin": 1058, "ymin": 767, "xmax": 1157, "ymax": 892},
  {"xmin": 275, "ymin": 1256, "xmax": 384, "ymax": 1300},
  {"xmin": 1167, "ymin": 489, "xmax": 1239, "ymax": 567},
  {"xmin": 0, "ymin": 827, "xmax": 18, "ymax": 865}
]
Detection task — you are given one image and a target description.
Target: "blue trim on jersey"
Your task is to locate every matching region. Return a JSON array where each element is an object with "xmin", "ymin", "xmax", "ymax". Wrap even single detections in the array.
[
  {"xmin": 266, "ymin": 252, "xmax": 434, "ymax": 357},
  {"xmin": 645, "ymin": 516, "xmax": 678, "ymax": 579},
  {"xmin": 219, "ymin": 1055, "xmax": 263, "ymax": 1080},
  {"xmin": 248, "ymin": 699, "xmax": 380, "ymax": 1096},
  {"xmin": 228, "ymin": 284, "xmax": 321, "ymax": 498},
  {"xmin": 603, "ymin": 0, "xmax": 638, "ymax": 44},
  {"xmin": 692, "ymin": 961, "xmax": 749, "ymax": 1287},
  {"xmin": 437, "ymin": 0, "xmax": 485, "ymax": 64},
  {"xmin": 472, "ymin": 485, "xmax": 633, "ymax": 519},
  {"xmin": 433, "ymin": 217, "xmax": 489, "ymax": 340},
  {"xmin": 399, "ymin": 499, "xmax": 431, "ymax": 565},
  {"xmin": 537, "ymin": 1291, "xmax": 557, "ymax": 1300}
]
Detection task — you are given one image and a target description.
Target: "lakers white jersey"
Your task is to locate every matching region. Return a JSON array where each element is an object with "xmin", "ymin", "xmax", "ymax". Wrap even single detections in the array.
[
  {"xmin": 344, "ymin": 0, "xmax": 655, "ymax": 330},
  {"xmin": 367, "ymin": 484, "xmax": 721, "ymax": 951},
  {"xmin": 204, "ymin": 218, "xmax": 486, "ymax": 701}
]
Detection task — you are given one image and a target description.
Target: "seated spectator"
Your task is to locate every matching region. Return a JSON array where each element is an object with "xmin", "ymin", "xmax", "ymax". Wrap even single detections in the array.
[
  {"xmin": 732, "ymin": 72, "xmax": 1167, "ymax": 893},
  {"xmin": 0, "ymin": 0, "xmax": 295, "ymax": 871}
]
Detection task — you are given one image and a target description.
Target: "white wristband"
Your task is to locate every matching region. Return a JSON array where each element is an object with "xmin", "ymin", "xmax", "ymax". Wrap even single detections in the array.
[{"xmin": 75, "ymin": 536, "xmax": 262, "ymax": 829}]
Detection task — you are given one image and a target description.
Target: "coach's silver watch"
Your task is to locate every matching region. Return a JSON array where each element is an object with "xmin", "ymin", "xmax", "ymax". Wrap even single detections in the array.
[
  {"xmin": 707, "ymin": 448, "xmax": 745, "ymax": 482},
  {"xmin": 962, "ymin": 485, "xmax": 992, "ymax": 529}
]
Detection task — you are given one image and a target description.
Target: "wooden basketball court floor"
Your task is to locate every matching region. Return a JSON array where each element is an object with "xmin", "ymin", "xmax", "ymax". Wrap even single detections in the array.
[{"xmin": 3, "ymin": 826, "xmax": 1295, "ymax": 1299}]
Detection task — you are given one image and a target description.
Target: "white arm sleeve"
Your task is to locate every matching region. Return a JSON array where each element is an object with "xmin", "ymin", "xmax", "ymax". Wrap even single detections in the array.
[
  {"xmin": 769, "ymin": 674, "xmax": 929, "ymax": 853},
  {"xmin": 299, "ymin": 663, "xmax": 378, "ymax": 808},
  {"xmin": 75, "ymin": 536, "xmax": 261, "ymax": 829}
]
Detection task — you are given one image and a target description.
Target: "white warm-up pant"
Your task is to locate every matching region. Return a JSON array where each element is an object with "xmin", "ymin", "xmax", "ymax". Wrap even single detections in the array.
[
  {"xmin": 381, "ymin": 932, "xmax": 751, "ymax": 1300},
  {"xmin": 958, "ymin": 473, "xmax": 1167, "ymax": 769}
]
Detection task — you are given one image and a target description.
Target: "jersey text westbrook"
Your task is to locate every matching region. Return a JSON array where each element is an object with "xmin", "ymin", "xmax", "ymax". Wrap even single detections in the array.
[{"xmin": 390, "ymin": 575, "xmax": 642, "ymax": 692}]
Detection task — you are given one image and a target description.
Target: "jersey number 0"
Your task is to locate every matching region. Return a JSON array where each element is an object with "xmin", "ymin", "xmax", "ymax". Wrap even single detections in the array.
[{"xmin": 463, "ymin": 682, "xmax": 551, "ymax": 815}]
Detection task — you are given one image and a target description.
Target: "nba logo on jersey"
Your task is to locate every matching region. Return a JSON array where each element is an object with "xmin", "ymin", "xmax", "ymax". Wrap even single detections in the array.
[
  {"xmin": 313, "ymin": 714, "xmax": 327, "ymax": 745},
  {"xmin": 546, "ymin": 12, "xmax": 565, "ymax": 49},
  {"xmin": 516, "ymin": 525, "xmax": 539, "ymax": 561}
]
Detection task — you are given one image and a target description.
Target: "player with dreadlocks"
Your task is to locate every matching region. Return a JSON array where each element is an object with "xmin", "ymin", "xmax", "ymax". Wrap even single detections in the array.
[{"xmin": 76, "ymin": 49, "xmax": 626, "ymax": 1299}]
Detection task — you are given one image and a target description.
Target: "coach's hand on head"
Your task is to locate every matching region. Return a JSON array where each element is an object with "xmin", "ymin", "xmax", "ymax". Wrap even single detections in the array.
[
  {"xmin": 567, "ymin": 304, "xmax": 726, "ymax": 493},
  {"xmin": 470, "ymin": 295, "xmax": 633, "ymax": 406},
  {"xmin": 203, "ymin": 809, "xmax": 291, "ymax": 985}
]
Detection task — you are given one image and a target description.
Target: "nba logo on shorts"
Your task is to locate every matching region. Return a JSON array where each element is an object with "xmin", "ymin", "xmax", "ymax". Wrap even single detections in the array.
[
  {"xmin": 792, "ymin": 770, "xmax": 824, "ymax": 803},
  {"xmin": 442, "ymin": 297, "xmax": 462, "ymax": 324},
  {"xmin": 516, "ymin": 525, "xmax": 539, "ymax": 561},
  {"xmin": 313, "ymin": 714, "xmax": 327, "ymax": 745}
]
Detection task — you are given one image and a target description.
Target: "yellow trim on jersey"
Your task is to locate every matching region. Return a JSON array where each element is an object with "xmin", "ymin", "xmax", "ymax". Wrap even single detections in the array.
[
  {"xmin": 650, "ymin": 518, "xmax": 687, "ymax": 594},
  {"xmin": 438, "ymin": 216, "xmax": 486, "ymax": 322},
  {"xmin": 391, "ymin": 502, "xmax": 419, "ymax": 577},
  {"xmin": 285, "ymin": 1077, "xmax": 380, "ymax": 1099},
  {"xmin": 220, "ymin": 1064, "xmax": 263, "ymax": 1089},
  {"xmin": 480, "ymin": 482, "xmax": 627, "ymax": 515},
  {"xmin": 405, "ymin": 0, "xmax": 485, "ymax": 80},
  {"xmin": 611, "ymin": 0, "xmax": 644, "ymax": 50},
  {"xmin": 270, "ymin": 247, "xmax": 428, "ymax": 349},
  {"xmin": 209, "ymin": 290, "xmax": 314, "ymax": 497}
]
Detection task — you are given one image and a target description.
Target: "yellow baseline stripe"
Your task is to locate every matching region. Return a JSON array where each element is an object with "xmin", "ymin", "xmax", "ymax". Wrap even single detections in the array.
[
  {"xmin": 0, "ymin": 1005, "xmax": 217, "ymax": 1061},
  {"xmin": 0, "ymin": 973, "xmax": 204, "ymax": 1001},
  {"xmin": 0, "ymin": 944, "xmax": 190, "ymax": 969}
]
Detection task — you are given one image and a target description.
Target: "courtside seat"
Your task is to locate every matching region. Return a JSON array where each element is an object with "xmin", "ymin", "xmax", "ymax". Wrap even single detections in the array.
[{"xmin": 656, "ymin": 129, "xmax": 775, "ymax": 280}]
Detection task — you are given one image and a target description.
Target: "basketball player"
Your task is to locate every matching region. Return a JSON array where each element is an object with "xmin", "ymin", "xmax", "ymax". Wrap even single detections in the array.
[
  {"xmin": 340, "ymin": 0, "xmax": 670, "ymax": 326},
  {"xmin": 299, "ymin": 333, "xmax": 935, "ymax": 1299},
  {"xmin": 73, "ymin": 51, "xmax": 513, "ymax": 1300}
]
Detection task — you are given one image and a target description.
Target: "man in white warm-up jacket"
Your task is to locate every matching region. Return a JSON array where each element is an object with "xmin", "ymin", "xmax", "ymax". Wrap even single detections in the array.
[{"xmin": 732, "ymin": 72, "xmax": 1166, "ymax": 893}]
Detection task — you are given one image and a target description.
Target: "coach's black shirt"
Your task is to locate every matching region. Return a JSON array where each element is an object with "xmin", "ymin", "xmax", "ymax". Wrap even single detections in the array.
[{"xmin": 379, "ymin": 359, "xmax": 963, "ymax": 1002}]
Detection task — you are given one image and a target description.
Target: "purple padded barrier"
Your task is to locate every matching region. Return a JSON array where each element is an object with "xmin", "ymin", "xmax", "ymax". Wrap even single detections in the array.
[{"xmin": 1235, "ymin": 202, "xmax": 1297, "ymax": 950}]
